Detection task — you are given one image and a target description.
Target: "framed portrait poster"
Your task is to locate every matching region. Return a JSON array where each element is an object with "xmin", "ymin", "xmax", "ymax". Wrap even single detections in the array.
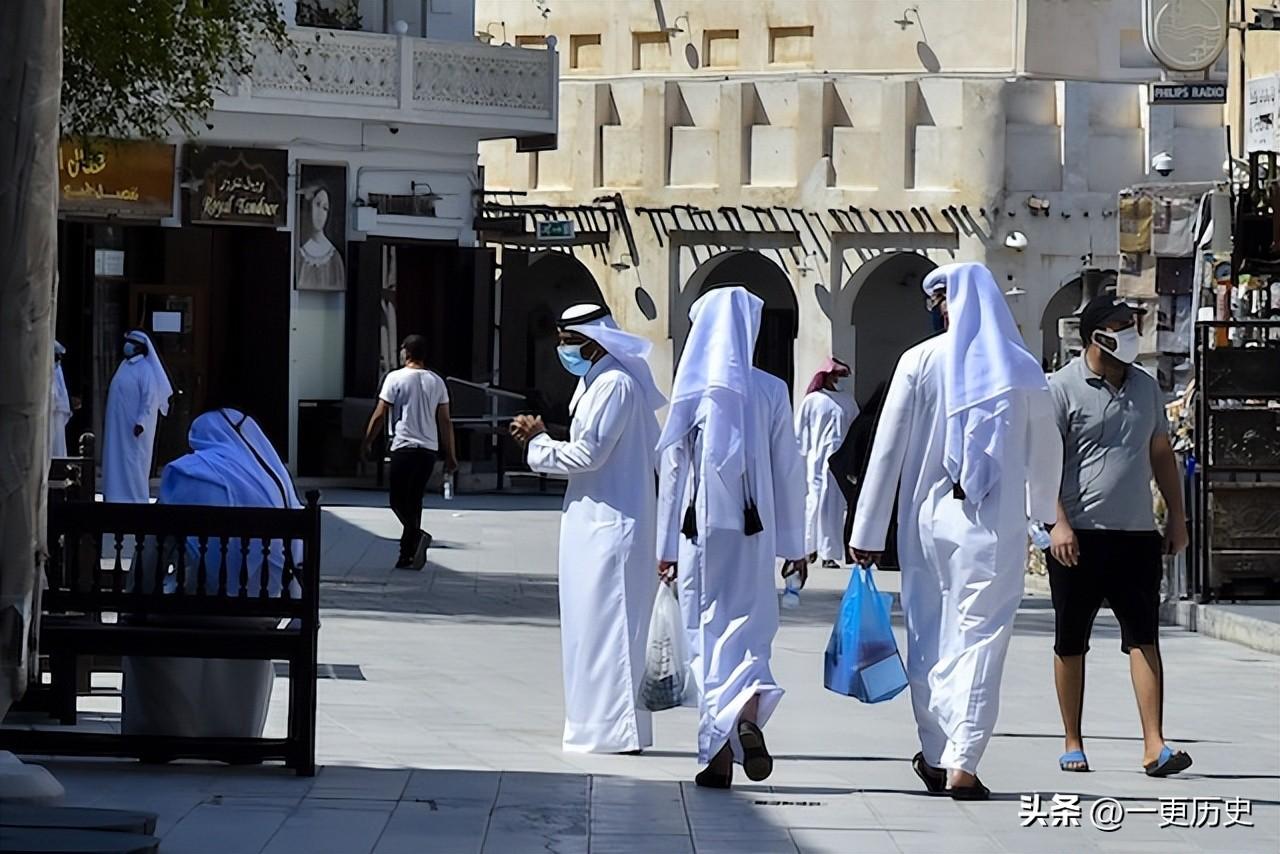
[{"xmin": 296, "ymin": 164, "xmax": 348, "ymax": 291}]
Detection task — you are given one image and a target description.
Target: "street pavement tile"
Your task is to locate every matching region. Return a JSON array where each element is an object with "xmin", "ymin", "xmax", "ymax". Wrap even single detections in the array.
[
  {"xmin": 23, "ymin": 497, "xmax": 1278, "ymax": 854},
  {"xmin": 589, "ymin": 833, "xmax": 695, "ymax": 854},
  {"xmin": 889, "ymin": 830, "xmax": 999, "ymax": 853},
  {"xmin": 690, "ymin": 835, "xmax": 800, "ymax": 854},
  {"xmin": 307, "ymin": 766, "xmax": 410, "ymax": 800},
  {"xmin": 787, "ymin": 828, "xmax": 901, "ymax": 854},
  {"xmin": 402, "ymin": 768, "xmax": 501, "ymax": 804},
  {"xmin": 480, "ymin": 832, "xmax": 588, "ymax": 854},
  {"xmin": 370, "ymin": 801, "xmax": 488, "ymax": 854},
  {"xmin": 259, "ymin": 801, "xmax": 393, "ymax": 854},
  {"xmin": 157, "ymin": 803, "xmax": 292, "ymax": 854}
]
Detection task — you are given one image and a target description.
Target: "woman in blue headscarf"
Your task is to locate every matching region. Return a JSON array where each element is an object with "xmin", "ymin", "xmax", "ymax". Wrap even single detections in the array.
[{"xmin": 123, "ymin": 409, "xmax": 300, "ymax": 745}]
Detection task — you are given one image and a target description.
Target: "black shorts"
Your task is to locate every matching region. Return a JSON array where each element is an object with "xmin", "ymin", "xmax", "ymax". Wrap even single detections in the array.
[{"xmin": 1047, "ymin": 529, "xmax": 1163, "ymax": 656}]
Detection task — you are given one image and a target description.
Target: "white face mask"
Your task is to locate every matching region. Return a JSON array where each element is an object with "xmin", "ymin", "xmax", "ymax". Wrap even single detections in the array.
[{"xmin": 1093, "ymin": 326, "xmax": 1139, "ymax": 365}]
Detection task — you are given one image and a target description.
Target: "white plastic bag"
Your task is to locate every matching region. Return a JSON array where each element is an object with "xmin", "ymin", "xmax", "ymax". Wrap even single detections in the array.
[{"xmin": 641, "ymin": 582, "xmax": 688, "ymax": 712}]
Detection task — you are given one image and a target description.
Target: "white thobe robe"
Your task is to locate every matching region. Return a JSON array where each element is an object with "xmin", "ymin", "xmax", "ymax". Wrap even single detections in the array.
[
  {"xmin": 796, "ymin": 390, "xmax": 859, "ymax": 561},
  {"xmin": 103, "ymin": 356, "xmax": 164, "ymax": 503},
  {"xmin": 124, "ymin": 410, "xmax": 299, "ymax": 739},
  {"xmin": 657, "ymin": 369, "xmax": 807, "ymax": 765},
  {"xmin": 851, "ymin": 335, "xmax": 1061, "ymax": 773},
  {"xmin": 50, "ymin": 364, "xmax": 72, "ymax": 458},
  {"xmin": 123, "ymin": 472, "xmax": 279, "ymax": 740},
  {"xmin": 526, "ymin": 355, "xmax": 657, "ymax": 753}
]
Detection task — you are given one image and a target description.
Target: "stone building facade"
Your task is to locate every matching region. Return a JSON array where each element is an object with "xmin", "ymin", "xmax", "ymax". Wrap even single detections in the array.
[{"xmin": 477, "ymin": 0, "xmax": 1229, "ymax": 410}]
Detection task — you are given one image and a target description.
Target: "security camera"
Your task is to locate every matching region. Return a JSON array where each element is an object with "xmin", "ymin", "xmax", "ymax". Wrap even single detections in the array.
[
  {"xmin": 1152, "ymin": 152, "xmax": 1174, "ymax": 177},
  {"xmin": 1004, "ymin": 230, "xmax": 1029, "ymax": 251}
]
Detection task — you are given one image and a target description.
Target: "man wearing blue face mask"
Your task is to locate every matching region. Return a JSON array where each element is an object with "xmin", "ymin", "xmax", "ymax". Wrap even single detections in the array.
[
  {"xmin": 1046, "ymin": 293, "xmax": 1191, "ymax": 779},
  {"xmin": 510, "ymin": 304, "xmax": 667, "ymax": 755}
]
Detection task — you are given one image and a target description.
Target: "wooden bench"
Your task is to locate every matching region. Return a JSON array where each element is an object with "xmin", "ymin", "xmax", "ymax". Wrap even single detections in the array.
[{"xmin": 1, "ymin": 492, "xmax": 322, "ymax": 775}]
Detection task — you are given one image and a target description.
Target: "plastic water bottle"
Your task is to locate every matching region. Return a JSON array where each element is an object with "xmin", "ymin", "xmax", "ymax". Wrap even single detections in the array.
[
  {"xmin": 442, "ymin": 474, "xmax": 454, "ymax": 501},
  {"xmin": 1029, "ymin": 521, "xmax": 1051, "ymax": 551},
  {"xmin": 781, "ymin": 572, "xmax": 802, "ymax": 609}
]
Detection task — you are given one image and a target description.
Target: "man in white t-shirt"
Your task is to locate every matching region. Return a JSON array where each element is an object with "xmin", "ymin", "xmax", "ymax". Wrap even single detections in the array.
[{"xmin": 362, "ymin": 334, "xmax": 458, "ymax": 569}]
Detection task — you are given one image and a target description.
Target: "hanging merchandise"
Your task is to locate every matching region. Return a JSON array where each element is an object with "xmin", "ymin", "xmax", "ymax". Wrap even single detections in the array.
[
  {"xmin": 1119, "ymin": 193, "xmax": 1154, "ymax": 253},
  {"xmin": 1119, "ymin": 251, "xmax": 1158, "ymax": 299},
  {"xmin": 1213, "ymin": 264, "xmax": 1233, "ymax": 348},
  {"xmin": 1156, "ymin": 257, "xmax": 1195, "ymax": 295},
  {"xmin": 1152, "ymin": 195, "xmax": 1198, "ymax": 257}
]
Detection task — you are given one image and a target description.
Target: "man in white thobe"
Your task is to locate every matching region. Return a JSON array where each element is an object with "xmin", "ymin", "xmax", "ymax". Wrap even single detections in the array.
[
  {"xmin": 50, "ymin": 341, "xmax": 72, "ymax": 458},
  {"xmin": 655, "ymin": 286, "xmax": 808, "ymax": 789},
  {"xmin": 103, "ymin": 330, "xmax": 173, "ymax": 503},
  {"xmin": 851, "ymin": 263, "xmax": 1062, "ymax": 800},
  {"xmin": 509, "ymin": 304, "xmax": 666, "ymax": 754},
  {"xmin": 796, "ymin": 357, "xmax": 859, "ymax": 567}
]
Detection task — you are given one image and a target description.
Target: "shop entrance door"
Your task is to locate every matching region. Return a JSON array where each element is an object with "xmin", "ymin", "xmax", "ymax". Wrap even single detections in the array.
[{"xmin": 129, "ymin": 284, "xmax": 208, "ymax": 474}]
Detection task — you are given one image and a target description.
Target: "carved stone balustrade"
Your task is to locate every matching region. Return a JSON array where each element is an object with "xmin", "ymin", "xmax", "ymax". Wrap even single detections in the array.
[{"xmin": 218, "ymin": 29, "xmax": 557, "ymax": 134}]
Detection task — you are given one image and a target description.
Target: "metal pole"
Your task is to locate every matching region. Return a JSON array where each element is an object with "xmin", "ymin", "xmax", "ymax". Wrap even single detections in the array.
[{"xmin": 1239, "ymin": 0, "xmax": 1248, "ymax": 154}]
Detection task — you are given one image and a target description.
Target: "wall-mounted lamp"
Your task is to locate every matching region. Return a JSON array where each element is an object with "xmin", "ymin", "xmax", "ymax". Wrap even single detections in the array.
[
  {"xmin": 893, "ymin": 5, "xmax": 920, "ymax": 29},
  {"xmin": 664, "ymin": 14, "xmax": 690, "ymax": 36},
  {"xmin": 412, "ymin": 182, "xmax": 443, "ymax": 201},
  {"xmin": 1005, "ymin": 275, "xmax": 1026, "ymax": 298},
  {"xmin": 610, "ymin": 253, "xmax": 635, "ymax": 272},
  {"xmin": 1004, "ymin": 230, "xmax": 1029, "ymax": 251},
  {"xmin": 483, "ymin": 21, "xmax": 507, "ymax": 45}
]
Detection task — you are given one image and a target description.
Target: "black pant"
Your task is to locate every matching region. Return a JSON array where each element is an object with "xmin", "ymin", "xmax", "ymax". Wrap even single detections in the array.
[
  {"xmin": 388, "ymin": 448, "xmax": 436, "ymax": 560},
  {"xmin": 1047, "ymin": 529, "xmax": 1163, "ymax": 655}
]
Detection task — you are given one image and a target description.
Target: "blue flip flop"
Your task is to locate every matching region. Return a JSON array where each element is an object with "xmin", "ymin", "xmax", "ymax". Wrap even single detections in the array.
[
  {"xmin": 1145, "ymin": 745, "xmax": 1193, "ymax": 777},
  {"xmin": 1059, "ymin": 750, "xmax": 1090, "ymax": 772}
]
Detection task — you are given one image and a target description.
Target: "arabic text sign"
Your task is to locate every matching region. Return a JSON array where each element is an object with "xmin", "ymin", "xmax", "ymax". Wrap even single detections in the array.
[
  {"xmin": 58, "ymin": 140, "xmax": 176, "ymax": 218},
  {"xmin": 1246, "ymin": 74, "xmax": 1279, "ymax": 155},
  {"xmin": 1151, "ymin": 82, "xmax": 1227, "ymax": 105},
  {"xmin": 185, "ymin": 146, "xmax": 287, "ymax": 228}
]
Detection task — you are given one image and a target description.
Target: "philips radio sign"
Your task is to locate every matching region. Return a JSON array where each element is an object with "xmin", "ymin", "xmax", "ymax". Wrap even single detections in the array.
[{"xmin": 1142, "ymin": 0, "xmax": 1229, "ymax": 74}]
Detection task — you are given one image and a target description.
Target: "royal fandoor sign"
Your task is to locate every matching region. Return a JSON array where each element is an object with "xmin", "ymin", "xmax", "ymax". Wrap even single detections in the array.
[
  {"xmin": 1142, "ymin": 0, "xmax": 1230, "ymax": 74},
  {"xmin": 184, "ymin": 146, "xmax": 288, "ymax": 228}
]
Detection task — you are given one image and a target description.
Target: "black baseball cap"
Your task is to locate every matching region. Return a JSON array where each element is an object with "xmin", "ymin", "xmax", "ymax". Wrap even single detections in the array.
[{"xmin": 1079, "ymin": 293, "xmax": 1147, "ymax": 342}]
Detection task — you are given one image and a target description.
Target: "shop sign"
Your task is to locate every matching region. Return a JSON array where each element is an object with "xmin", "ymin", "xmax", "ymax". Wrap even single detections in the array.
[
  {"xmin": 1142, "ymin": 0, "xmax": 1229, "ymax": 74},
  {"xmin": 58, "ymin": 140, "xmax": 176, "ymax": 218},
  {"xmin": 185, "ymin": 146, "xmax": 287, "ymax": 227},
  {"xmin": 1246, "ymin": 75, "xmax": 1279, "ymax": 155},
  {"xmin": 1151, "ymin": 82, "xmax": 1227, "ymax": 105},
  {"xmin": 93, "ymin": 249, "xmax": 125, "ymax": 277},
  {"xmin": 536, "ymin": 220, "xmax": 575, "ymax": 242}
]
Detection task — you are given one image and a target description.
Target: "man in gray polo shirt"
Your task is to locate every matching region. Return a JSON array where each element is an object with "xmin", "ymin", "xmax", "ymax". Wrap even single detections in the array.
[{"xmin": 1045, "ymin": 294, "xmax": 1191, "ymax": 778}]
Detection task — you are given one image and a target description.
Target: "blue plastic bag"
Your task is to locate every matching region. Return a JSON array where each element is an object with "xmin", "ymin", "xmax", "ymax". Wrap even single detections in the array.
[{"xmin": 824, "ymin": 565, "xmax": 908, "ymax": 703}]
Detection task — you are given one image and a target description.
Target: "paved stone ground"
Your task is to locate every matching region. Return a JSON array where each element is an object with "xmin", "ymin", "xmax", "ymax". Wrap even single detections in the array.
[{"xmin": 22, "ymin": 491, "xmax": 1280, "ymax": 853}]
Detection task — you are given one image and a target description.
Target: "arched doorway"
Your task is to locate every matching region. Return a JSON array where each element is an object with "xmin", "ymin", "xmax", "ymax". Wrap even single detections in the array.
[
  {"xmin": 1041, "ymin": 276, "xmax": 1083, "ymax": 370},
  {"xmin": 498, "ymin": 251, "xmax": 605, "ymax": 431},
  {"xmin": 1040, "ymin": 269, "xmax": 1116, "ymax": 369},
  {"xmin": 846, "ymin": 252, "xmax": 937, "ymax": 403},
  {"xmin": 676, "ymin": 250, "xmax": 798, "ymax": 391}
]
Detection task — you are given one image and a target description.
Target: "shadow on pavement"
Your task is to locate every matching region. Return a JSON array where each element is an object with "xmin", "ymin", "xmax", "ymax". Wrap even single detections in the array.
[{"xmin": 34, "ymin": 759, "xmax": 800, "ymax": 853}]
